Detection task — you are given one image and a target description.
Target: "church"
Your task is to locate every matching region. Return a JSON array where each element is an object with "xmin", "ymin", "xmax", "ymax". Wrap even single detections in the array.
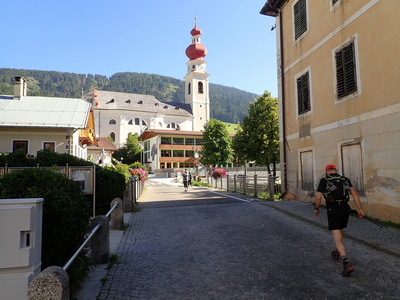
[{"xmin": 86, "ymin": 21, "xmax": 210, "ymax": 172}]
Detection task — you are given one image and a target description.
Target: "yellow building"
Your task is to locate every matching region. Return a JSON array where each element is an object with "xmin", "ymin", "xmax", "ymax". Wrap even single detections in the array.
[{"xmin": 261, "ymin": 0, "xmax": 400, "ymax": 222}]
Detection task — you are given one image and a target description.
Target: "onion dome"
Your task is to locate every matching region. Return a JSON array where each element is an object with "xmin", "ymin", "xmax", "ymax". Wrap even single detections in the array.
[
  {"xmin": 185, "ymin": 24, "xmax": 207, "ymax": 60},
  {"xmin": 191, "ymin": 26, "xmax": 202, "ymax": 36}
]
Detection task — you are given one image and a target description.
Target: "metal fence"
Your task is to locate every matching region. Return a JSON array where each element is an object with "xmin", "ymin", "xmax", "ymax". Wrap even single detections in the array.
[{"xmin": 206, "ymin": 174, "xmax": 282, "ymax": 200}]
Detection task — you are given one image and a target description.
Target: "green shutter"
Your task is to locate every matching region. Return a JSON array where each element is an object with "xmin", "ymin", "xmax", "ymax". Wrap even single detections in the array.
[{"xmin": 297, "ymin": 72, "xmax": 310, "ymax": 115}]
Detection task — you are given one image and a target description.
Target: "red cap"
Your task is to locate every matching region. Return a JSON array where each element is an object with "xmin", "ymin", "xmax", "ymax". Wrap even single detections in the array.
[{"xmin": 325, "ymin": 164, "xmax": 337, "ymax": 171}]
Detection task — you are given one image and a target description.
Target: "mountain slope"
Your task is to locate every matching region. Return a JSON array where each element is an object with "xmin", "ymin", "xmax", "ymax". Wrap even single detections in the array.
[{"xmin": 0, "ymin": 68, "xmax": 258, "ymax": 123}]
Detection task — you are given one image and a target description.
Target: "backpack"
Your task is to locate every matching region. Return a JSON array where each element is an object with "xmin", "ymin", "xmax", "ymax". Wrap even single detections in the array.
[
  {"xmin": 323, "ymin": 175, "xmax": 350, "ymax": 203},
  {"xmin": 182, "ymin": 173, "xmax": 188, "ymax": 181}
]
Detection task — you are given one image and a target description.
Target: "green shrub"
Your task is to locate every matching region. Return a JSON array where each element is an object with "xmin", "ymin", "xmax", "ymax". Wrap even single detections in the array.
[
  {"xmin": 0, "ymin": 168, "xmax": 91, "ymax": 287},
  {"xmin": 0, "ymin": 149, "xmax": 36, "ymax": 167},
  {"xmin": 95, "ymin": 167, "xmax": 126, "ymax": 215}
]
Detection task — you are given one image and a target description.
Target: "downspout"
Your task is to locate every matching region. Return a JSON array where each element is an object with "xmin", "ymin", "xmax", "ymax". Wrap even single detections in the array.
[{"xmin": 278, "ymin": 9, "xmax": 288, "ymax": 194}]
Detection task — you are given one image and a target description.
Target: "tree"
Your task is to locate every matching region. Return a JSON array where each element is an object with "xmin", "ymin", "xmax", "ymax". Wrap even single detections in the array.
[
  {"xmin": 232, "ymin": 91, "xmax": 279, "ymax": 175},
  {"xmin": 200, "ymin": 119, "xmax": 233, "ymax": 167},
  {"xmin": 113, "ymin": 132, "xmax": 142, "ymax": 165}
]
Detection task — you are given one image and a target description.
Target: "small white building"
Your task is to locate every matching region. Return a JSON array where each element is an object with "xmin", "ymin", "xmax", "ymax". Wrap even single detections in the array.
[{"xmin": 0, "ymin": 77, "xmax": 95, "ymax": 159}]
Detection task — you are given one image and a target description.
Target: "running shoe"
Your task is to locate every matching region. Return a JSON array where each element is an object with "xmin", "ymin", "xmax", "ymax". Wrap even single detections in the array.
[
  {"xmin": 331, "ymin": 250, "xmax": 340, "ymax": 262},
  {"xmin": 342, "ymin": 260, "xmax": 354, "ymax": 277}
]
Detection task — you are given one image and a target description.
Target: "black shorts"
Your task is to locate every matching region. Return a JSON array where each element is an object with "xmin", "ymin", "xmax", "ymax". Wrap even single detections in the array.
[
  {"xmin": 327, "ymin": 203, "xmax": 350, "ymax": 230},
  {"xmin": 183, "ymin": 181, "xmax": 188, "ymax": 188}
]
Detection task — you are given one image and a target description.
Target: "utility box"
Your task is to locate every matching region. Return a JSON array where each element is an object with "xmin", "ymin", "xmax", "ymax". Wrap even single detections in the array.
[{"xmin": 0, "ymin": 198, "xmax": 43, "ymax": 300}]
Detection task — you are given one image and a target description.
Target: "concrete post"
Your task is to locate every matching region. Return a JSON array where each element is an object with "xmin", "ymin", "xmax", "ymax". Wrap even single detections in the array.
[
  {"xmin": 254, "ymin": 174, "xmax": 258, "ymax": 197},
  {"xmin": 110, "ymin": 198, "xmax": 123, "ymax": 230},
  {"xmin": 90, "ymin": 216, "xmax": 110, "ymax": 264},
  {"xmin": 27, "ymin": 266, "xmax": 69, "ymax": 300},
  {"xmin": 123, "ymin": 189, "xmax": 132, "ymax": 212}
]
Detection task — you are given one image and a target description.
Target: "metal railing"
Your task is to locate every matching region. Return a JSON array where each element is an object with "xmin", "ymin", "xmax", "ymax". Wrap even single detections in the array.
[
  {"xmin": 62, "ymin": 202, "xmax": 119, "ymax": 271},
  {"xmin": 207, "ymin": 174, "xmax": 282, "ymax": 200}
]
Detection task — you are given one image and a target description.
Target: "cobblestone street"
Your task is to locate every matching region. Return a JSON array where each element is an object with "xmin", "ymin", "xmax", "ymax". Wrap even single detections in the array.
[{"xmin": 97, "ymin": 177, "xmax": 400, "ymax": 299}]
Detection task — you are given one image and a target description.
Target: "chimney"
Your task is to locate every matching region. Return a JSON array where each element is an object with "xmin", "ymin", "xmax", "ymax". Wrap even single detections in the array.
[{"xmin": 13, "ymin": 76, "xmax": 28, "ymax": 99}]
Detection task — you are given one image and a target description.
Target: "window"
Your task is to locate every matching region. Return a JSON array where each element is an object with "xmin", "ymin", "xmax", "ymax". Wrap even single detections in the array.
[
  {"xmin": 161, "ymin": 137, "xmax": 172, "ymax": 144},
  {"xmin": 335, "ymin": 42, "xmax": 357, "ymax": 99},
  {"xmin": 142, "ymin": 120, "xmax": 147, "ymax": 126},
  {"xmin": 332, "ymin": 0, "xmax": 340, "ymax": 5},
  {"xmin": 167, "ymin": 122, "xmax": 180, "ymax": 130},
  {"xmin": 294, "ymin": 0, "xmax": 307, "ymax": 40},
  {"xmin": 300, "ymin": 151, "xmax": 314, "ymax": 190},
  {"xmin": 188, "ymin": 83, "xmax": 191, "ymax": 95},
  {"xmin": 109, "ymin": 119, "xmax": 116, "ymax": 125},
  {"xmin": 135, "ymin": 118, "xmax": 140, "ymax": 125},
  {"xmin": 185, "ymin": 150, "xmax": 194, "ymax": 157},
  {"xmin": 198, "ymin": 82, "xmax": 204, "ymax": 94},
  {"xmin": 173, "ymin": 138, "xmax": 184, "ymax": 145},
  {"xmin": 296, "ymin": 72, "xmax": 311, "ymax": 115},
  {"xmin": 173, "ymin": 150, "xmax": 184, "ymax": 157},
  {"xmin": 185, "ymin": 138, "xmax": 195, "ymax": 145},
  {"xmin": 128, "ymin": 119, "xmax": 133, "ymax": 125},
  {"xmin": 43, "ymin": 142, "xmax": 55, "ymax": 152},
  {"xmin": 161, "ymin": 150, "xmax": 171, "ymax": 157},
  {"xmin": 341, "ymin": 143, "xmax": 364, "ymax": 195},
  {"xmin": 13, "ymin": 140, "xmax": 28, "ymax": 154}
]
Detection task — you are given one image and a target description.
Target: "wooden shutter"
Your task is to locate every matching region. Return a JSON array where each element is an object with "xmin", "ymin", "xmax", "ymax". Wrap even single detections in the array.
[
  {"xmin": 297, "ymin": 72, "xmax": 310, "ymax": 115},
  {"xmin": 294, "ymin": 0, "xmax": 307, "ymax": 40},
  {"xmin": 336, "ymin": 42, "xmax": 357, "ymax": 98}
]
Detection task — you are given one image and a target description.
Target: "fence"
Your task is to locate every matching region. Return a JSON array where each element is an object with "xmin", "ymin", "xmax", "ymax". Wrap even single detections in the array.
[
  {"xmin": 26, "ymin": 177, "xmax": 145, "ymax": 300},
  {"xmin": 206, "ymin": 174, "xmax": 281, "ymax": 200}
]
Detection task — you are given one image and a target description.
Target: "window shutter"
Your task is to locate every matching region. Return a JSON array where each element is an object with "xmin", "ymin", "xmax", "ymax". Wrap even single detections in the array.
[
  {"xmin": 336, "ymin": 42, "xmax": 357, "ymax": 99},
  {"xmin": 297, "ymin": 72, "xmax": 310, "ymax": 115},
  {"xmin": 294, "ymin": 0, "xmax": 307, "ymax": 40}
]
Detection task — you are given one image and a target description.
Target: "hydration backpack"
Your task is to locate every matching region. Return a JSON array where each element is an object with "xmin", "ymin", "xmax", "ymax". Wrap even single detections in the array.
[{"xmin": 324, "ymin": 175, "xmax": 350, "ymax": 203}]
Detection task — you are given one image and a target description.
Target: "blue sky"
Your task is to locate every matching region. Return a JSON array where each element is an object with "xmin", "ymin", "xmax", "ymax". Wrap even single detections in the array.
[{"xmin": 1, "ymin": 0, "xmax": 277, "ymax": 96}]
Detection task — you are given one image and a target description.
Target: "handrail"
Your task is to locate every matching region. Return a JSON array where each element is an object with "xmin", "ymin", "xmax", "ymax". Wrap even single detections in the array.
[{"xmin": 62, "ymin": 203, "xmax": 119, "ymax": 271}]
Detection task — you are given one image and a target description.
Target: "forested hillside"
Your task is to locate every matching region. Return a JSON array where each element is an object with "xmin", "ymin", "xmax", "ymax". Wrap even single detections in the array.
[{"xmin": 0, "ymin": 68, "xmax": 259, "ymax": 123}]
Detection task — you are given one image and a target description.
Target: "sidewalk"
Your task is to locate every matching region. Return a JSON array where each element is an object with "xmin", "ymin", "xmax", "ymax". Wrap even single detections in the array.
[{"xmin": 75, "ymin": 176, "xmax": 400, "ymax": 299}]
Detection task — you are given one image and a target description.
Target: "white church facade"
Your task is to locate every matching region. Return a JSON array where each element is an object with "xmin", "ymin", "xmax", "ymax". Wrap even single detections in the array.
[{"xmin": 86, "ymin": 21, "xmax": 210, "ymax": 172}]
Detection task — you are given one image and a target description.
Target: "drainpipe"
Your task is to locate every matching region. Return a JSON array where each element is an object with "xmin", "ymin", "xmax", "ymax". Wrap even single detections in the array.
[{"xmin": 277, "ymin": 9, "xmax": 288, "ymax": 194}]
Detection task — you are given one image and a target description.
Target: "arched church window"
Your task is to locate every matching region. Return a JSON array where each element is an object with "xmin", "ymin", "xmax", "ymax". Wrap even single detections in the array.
[
  {"xmin": 109, "ymin": 119, "xmax": 116, "ymax": 125},
  {"xmin": 198, "ymin": 82, "xmax": 204, "ymax": 94},
  {"xmin": 188, "ymin": 83, "xmax": 191, "ymax": 95}
]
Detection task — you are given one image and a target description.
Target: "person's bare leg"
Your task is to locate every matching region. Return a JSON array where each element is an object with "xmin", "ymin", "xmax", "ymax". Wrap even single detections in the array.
[{"xmin": 331, "ymin": 229, "xmax": 346, "ymax": 256}]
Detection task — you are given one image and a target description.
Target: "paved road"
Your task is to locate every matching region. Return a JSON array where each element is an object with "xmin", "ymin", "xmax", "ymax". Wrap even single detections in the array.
[{"xmin": 97, "ymin": 178, "xmax": 400, "ymax": 299}]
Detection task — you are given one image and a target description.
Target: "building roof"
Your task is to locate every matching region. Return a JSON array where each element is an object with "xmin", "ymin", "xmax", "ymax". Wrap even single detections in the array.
[
  {"xmin": 260, "ymin": 0, "xmax": 288, "ymax": 16},
  {"xmin": 0, "ymin": 95, "xmax": 91, "ymax": 128},
  {"xmin": 87, "ymin": 90, "xmax": 193, "ymax": 117},
  {"xmin": 141, "ymin": 129, "xmax": 203, "ymax": 141},
  {"xmin": 87, "ymin": 137, "xmax": 118, "ymax": 152}
]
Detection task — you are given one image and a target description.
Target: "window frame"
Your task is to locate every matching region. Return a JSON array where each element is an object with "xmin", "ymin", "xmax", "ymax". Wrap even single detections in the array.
[
  {"xmin": 43, "ymin": 141, "xmax": 56, "ymax": 152},
  {"xmin": 12, "ymin": 140, "xmax": 28, "ymax": 154}
]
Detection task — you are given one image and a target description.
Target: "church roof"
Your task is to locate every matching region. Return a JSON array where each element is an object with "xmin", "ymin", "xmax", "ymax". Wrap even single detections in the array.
[{"xmin": 87, "ymin": 90, "xmax": 193, "ymax": 117}]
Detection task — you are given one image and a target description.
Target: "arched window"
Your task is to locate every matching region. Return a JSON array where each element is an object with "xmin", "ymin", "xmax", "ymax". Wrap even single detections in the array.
[
  {"xmin": 109, "ymin": 119, "xmax": 116, "ymax": 125},
  {"xmin": 198, "ymin": 82, "xmax": 204, "ymax": 94},
  {"xmin": 188, "ymin": 83, "xmax": 191, "ymax": 95},
  {"xmin": 110, "ymin": 132, "xmax": 115, "ymax": 142}
]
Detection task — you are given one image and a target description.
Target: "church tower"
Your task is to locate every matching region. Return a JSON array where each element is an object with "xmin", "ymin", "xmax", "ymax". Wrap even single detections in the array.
[{"xmin": 184, "ymin": 20, "xmax": 210, "ymax": 131}]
